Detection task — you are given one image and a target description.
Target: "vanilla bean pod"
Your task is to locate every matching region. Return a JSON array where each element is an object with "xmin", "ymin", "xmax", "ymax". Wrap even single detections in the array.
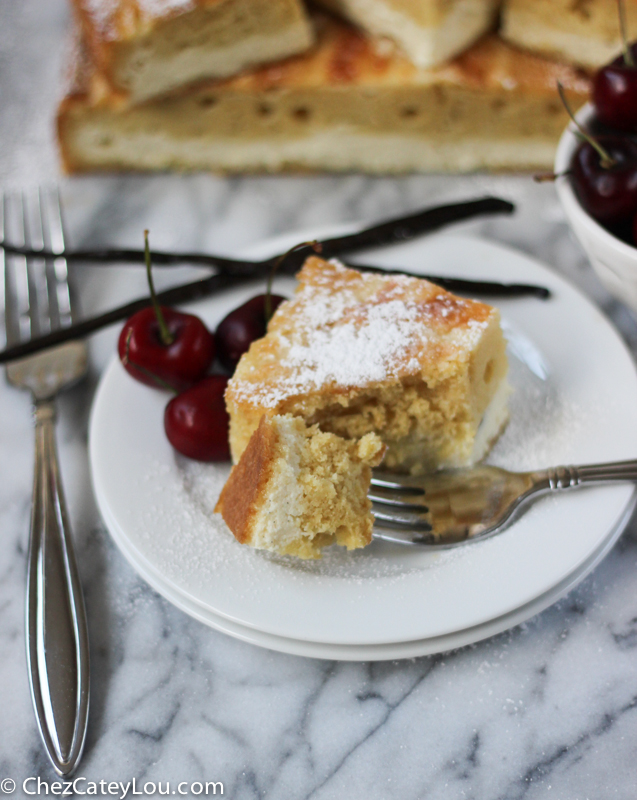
[
  {"xmin": 0, "ymin": 273, "xmax": 244, "ymax": 365},
  {"xmin": 1, "ymin": 197, "xmax": 515, "ymax": 273},
  {"xmin": 0, "ymin": 196, "xmax": 553, "ymax": 366},
  {"xmin": 0, "ymin": 265, "xmax": 548, "ymax": 365},
  {"xmin": 350, "ymin": 264, "xmax": 549, "ymax": 299}
]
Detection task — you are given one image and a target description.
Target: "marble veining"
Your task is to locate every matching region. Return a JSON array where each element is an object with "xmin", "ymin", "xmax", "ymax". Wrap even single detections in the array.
[{"xmin": 2, "ymin": 1, "xmax": 637, "ymax": 798}]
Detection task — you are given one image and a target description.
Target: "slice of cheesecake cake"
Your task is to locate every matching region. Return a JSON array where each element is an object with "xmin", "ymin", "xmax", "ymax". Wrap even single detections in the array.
[
  {"xmin": 226, "ymin": 257, "xmax": 510, "ymax": 476},
  {"xmin": 315, "ymin": 0, "xmax": 500, "ymax": 68},
  {"xmin": 57, "ymin": 14, "xmax": 590, "ymax": 174},
  {"xmin": 71, "ymin": 0, "xmax": 314, "ymax": 102},
  {"xmin": 215, "ymin": 414, "xmax": 385, "ymax": 559}
]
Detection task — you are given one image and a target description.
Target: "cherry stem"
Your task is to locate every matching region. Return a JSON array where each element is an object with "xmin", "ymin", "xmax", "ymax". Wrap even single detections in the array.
[
  {"xmin": 557, "ymin": 82, "xmax": 616, "ymax": 169},
  {"xmin": 144, "ymin": 229, "xmax": 174, "ymax": 346},
  {"xmin": 265, "ymin": 240, "xmax": 323, "ymax": 322},
  {"xmin": 121, "ymin": 329, "xmax": 178, "ymax": 392},
  {"xmin": 533, "ymin": 170, "xmax": 571, "ymax": 183},
  {"xmin": 618, "ymin": 0, "xmax": 635, "ymax": 67}
]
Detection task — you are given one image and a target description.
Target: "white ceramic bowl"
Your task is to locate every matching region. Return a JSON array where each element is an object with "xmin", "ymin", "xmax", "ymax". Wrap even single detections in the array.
[{"xmin": 554, "ymin": 102, "xmax": 637, "ymax": 312}]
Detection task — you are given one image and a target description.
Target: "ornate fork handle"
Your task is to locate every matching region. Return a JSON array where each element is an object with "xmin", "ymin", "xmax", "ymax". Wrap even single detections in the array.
[
  {"xmin": 532, "ymin": 460, "xmax": 637, "ymax": 491},
  {"xmin": 26, "ymin": 400, "xmax": 90, "ymax": 776}
]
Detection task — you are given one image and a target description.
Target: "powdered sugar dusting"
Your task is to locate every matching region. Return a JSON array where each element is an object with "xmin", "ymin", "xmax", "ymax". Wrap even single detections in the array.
[
  {"xmin": 285, "ymin": 299, "xmax": 424, "ymax": 389},
  {"xmin": 230, "ymin": 260, "xmax": 491, "ymax": 408},
  {"xmin": 136, "ymin": 455, "xmax": 446, "ymax": 586},
  {"xmin": 136, "ymin": 338, "xmax": 588, "ymax": 589},
  {"xmin": 488, "ymin": 344, "xmax": 586, "ymax": 472},
  {"xmin": 83, "ymin": 0, "xmax": 117, "ymax": 37},
  {"xmin": 123, "ymin": 331, "xmax": 592, "ymax": 612},
  {"xmin": 137, "ymin": 0, "xmax": 194, "ymax": 18}
]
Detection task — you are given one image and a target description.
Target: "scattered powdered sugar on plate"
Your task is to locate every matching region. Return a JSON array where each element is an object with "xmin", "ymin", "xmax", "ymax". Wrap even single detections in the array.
[
  {"xmin": 133, "ymin": 326, "xmax": 585, "ymax": 590},
  {"xmin": 128, "ymin": 316, "xmax": 597, "ymax": 598},
  {"xmin": 488, "ymin": 326, "xmax": 588, "ymax": 472},
  {"xmin": 136, "ymin": 456, "xmax": 451, "ymax": 586},
  {"xmin": 132, "ymin": 461, "xmax": 441, "ymax": 590}
]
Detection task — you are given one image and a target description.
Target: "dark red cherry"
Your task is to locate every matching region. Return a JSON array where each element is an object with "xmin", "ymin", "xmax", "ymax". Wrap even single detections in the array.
[
  {"xmin": 118, "ymin": 306, "xmax": 215, "ymax": 392},
  {"xmin": 216, "ymin": 294, "xmax": 287, "ymax": 372},
  {"xmin": 570, "ymin": 136, "xmax": 637, "ymax": 226},
  {"xmin": 164, "ymin": 376, "xmax": 230, "ymax": 461},
  {"xmin": 593, "ymin": 43, "xmax": 637, "ymax": 132}
]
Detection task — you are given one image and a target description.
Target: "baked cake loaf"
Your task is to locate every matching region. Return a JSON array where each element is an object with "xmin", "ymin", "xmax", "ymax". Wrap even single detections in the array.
[
  {"xmin": 315, "ymin": 0, "xmax": 500, "ymax": 68},
  {"xmin": 225, "ymin": 257, "xmax": 510, "ymax": 475},
  {"xmin": 501, "ymin": 0, "xmax": 637, "ymax": 69},
  {"xmin": 71, "ymin": 0, "xmax": 314, "ymax": 102},
  {"xmin": 57, "ymin": 15, "xmax": 590, "ymax": 174},
  {"xmin": 215, "ymin": 414, "xmax": 385, "ymax": 559}
]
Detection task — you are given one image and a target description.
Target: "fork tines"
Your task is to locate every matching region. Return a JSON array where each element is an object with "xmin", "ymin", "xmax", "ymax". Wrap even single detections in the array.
[
  {"xmin": 2, "ymin": 188, "xmax": 73, "ymax": 350},
  {"xmin": 370, "ymin": 473, "xmax": 425, "ymax": 493},
  {"xmin": 369, "ymin": 473, "xmax": 431, "ymax": 531}
]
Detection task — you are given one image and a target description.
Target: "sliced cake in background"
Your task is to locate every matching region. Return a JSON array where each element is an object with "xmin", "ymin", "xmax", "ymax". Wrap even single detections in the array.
[
  {"xmin": 57, "ymin": 15, "xmax": 590, "ymax": 174},
  {"xmin": 315, "ymin": 0, "xmax": 501, "ymax": 68},
  {"xmin": 71, "ymin": 0, "xmax": 314, "ymax": 102},
  {"xmin": 215, "ymin": 414, "xmax": 385, "ymax": 559},
  {"xmin": 226, "ymin": 257, "xmax": 510, "ymax": 476},
  {"xmin": 501, "ymin": 0, "xmax": 637, "ymax": 70}
]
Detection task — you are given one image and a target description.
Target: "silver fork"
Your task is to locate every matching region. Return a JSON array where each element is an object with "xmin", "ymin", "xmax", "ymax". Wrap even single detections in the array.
[
  {"xmin": 2, "ymin": 188, "xmax": 89, "ymax": 776},
  {"xmin": 370, "ymin": 460, "xmax": 637, "ymax": 548}
]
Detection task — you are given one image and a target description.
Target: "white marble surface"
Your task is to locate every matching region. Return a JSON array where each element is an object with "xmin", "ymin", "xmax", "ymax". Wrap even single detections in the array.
[{"xmin": 3, "ymin": 1, "xmax": 637, "ymax": 797}]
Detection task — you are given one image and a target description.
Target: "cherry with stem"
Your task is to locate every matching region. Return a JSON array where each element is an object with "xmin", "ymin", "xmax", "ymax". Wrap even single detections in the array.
[
  {"xmin": 118, "ymin": 230, "xmax": 216, "ymax": 391},
  {"xmin": 558, "ymin": 82, "xmax": 615, "ymax": 169},
  {"xmin": 557, "ymin": 82, "xmax": 637, "ymax": 227},
  {"xmin": 264, "ymin": 240, "xmax": 322, "ymax": 321},
  {"xmin": 216, "ymin": 240, "xmax": 323, "ymax": 373},
  {"xmin": 592, "ymin": 0, "xmax": 637, "ymax": 132}
]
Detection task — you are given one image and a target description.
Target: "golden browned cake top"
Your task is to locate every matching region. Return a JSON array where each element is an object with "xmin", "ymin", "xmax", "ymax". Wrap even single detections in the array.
[
  {"xmin": 61, "ymin": 13, "xmax": 590, "ymax": 112},
  {"xmin": 226, "ymin": 257, "xmax": 498, "ymax": 410},
  {"xmin": 214, "ymin": 414, "xmax": 276, "ymax": 543},
  {"xmin": 220, "ymin": 16, "xmax": 590, "ymax": 94}
]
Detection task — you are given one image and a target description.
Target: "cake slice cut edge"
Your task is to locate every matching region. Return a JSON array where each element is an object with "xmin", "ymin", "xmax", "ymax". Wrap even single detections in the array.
[{"xmin": 215, "ymin": 414, "xmax": 386, "ymax": 559}]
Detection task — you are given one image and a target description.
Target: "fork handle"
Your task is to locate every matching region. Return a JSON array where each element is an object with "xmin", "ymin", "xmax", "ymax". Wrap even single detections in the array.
[
  {"xmin": 533, "ymin": 460, "xmax": 637, "ymax": 489},
  {"xmin": 26, "ymin": 400, "xmax": 90, "ymax": 776}
]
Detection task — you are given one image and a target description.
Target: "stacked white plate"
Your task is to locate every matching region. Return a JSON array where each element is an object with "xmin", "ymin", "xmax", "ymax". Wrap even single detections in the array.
[{"xmin": 89, "ymin": 233, "xmax": 637, "ymax": 661}]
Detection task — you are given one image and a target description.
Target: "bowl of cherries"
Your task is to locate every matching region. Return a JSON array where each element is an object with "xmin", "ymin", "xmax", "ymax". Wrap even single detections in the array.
[{"xmin": 554, "ymin": 38, "xmax": 637, "ymax": 312}]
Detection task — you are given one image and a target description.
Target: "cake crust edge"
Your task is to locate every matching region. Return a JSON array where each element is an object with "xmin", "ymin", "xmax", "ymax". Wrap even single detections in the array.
[{"xmin": 215, "ymin": 413, "xmax": 276, "ymax": 544}]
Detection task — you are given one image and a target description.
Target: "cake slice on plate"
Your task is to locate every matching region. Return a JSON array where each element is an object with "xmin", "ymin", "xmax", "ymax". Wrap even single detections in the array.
[
  {"xmin": 71, "ymin": 0, "xmax": 314, "ymax": 102},
  {"xmin": 215, "ymin": 414, "xmax": 385, "ymax": 559},
  {"xmin": 226, "ymin": 257, "xmax": 510, "ymax": 475},
  {"xmin": 314, "ymin": 0, "xmax": 501, "ymax": 68}
]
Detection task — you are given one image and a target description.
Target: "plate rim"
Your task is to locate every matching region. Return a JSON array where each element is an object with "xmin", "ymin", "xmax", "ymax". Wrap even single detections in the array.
[{"xmin": 95, "ymin": 474, "xmax": 637, "ymax": 660}]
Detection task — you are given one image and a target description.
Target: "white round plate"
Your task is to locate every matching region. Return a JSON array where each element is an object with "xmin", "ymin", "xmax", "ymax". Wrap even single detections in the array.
[
  {"xmin": 90, "ymin": 232, "xmax": 637, "ymax": 652},
  {"xmin": 106, "ymin": 493, "xmax": 634, "ymax": 661}
]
